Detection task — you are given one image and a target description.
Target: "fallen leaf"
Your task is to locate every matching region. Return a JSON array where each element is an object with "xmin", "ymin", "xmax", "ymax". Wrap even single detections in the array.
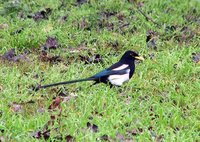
[
  {"xmin": 116, "ymin": 13, "xmax": 125, "ymax": 21},
  {"xmin": 1, "ymin": 49, "xmax": 29, "ymax": 62},
  {"xmin": 184, "ymin": 8, "xmax": 200, "ymax": 24},
  {"xmin": 39, "ymin": 51, "xmax": 62, "ymax": 63},
  {"xmin": 65, "ymin": 135, "xmax": 75, "ymax": 142},
  {"xmin": 87, "ymin": 122, "xmax": 98, "ymax": 132},
  {"xmin": 36, "ymin": 116, "xmax": 56, "ymax": 139},
  {"xmin": 31, "ymin": 130, "xmax": 41, "ymax": 139},
  {"xmin": 32, "ymin": 96, "xmax": 63, "ymax": 140},
  {"xmin": 12, "ymin": 54, "xmax": 29, "ymax": 62},
  {"xmin": 31, "ymin": 129, "xmax": 50, "ymax": 140},
  {"xmin": 42, "ymin": 130, "xmax": 51, "ymax": 140},
  {"xmin": 1, "ymin": 49, "xmax": 15, "ymax": 60},
  {"xmin": 27, "ymin": 8, "xmax": 52, "ymax": 21},
  {"xmin": 97, "ymin": 134, "xmax": 110, "ymax": 141},
  {"xmin": 9, "ymin": 102, "xmax": 23, "ymax": 113},
  {"xmin": 41, "ymin": 37, "xmax": 59, "ymax": 50},
  {"xmin": 192, "ymin": 52, "xmax": 200, "ymax": 63},
  {"xmin": 48, "ymin": 97, "xmax": 63, "ymax": 110},
  {"xmin": 175, "ymin": 26, "xmax": 195, "ymax": 42}
]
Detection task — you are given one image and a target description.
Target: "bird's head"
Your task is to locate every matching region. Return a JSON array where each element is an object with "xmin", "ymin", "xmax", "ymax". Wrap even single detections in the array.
[{"xmin": 121, "ymin": 50, "xmax": 144, "ymax": 61}]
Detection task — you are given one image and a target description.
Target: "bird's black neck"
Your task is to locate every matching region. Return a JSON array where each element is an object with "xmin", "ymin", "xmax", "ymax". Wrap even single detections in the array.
[{"xmin": 120, "ymin": 58, "xmax": 135, "ymax": 65}]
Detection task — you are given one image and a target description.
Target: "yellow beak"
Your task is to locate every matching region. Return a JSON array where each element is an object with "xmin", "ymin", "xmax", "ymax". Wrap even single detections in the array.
[{"xmin": 135, "ymin": 56, "xmax": 144, "ymax": 61}]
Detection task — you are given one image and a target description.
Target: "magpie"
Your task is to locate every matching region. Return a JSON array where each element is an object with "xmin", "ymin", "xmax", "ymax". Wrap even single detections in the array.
[{"xmin": 35, "ymin": 50, "xmax": 144, "ymax": 90}]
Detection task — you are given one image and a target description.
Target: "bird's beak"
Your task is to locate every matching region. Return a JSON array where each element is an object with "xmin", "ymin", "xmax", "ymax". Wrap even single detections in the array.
[{"xmin": 135, "ymin": 56, "xmax": 144, "ymax": 61}]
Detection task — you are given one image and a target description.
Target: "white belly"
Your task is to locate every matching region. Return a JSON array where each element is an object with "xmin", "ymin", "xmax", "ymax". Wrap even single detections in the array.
[{"xmin": 108, "ymin": 69, "xmax": 130, "ymax": 86}]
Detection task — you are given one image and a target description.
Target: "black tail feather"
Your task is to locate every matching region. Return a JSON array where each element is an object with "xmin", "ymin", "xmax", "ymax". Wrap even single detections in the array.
[{"xmin": 37, "ymin": 77, "xmax": 95, "ymax": 89}]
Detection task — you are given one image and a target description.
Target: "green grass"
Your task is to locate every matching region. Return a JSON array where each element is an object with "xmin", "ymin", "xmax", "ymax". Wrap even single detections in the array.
[{"xmin": 0, "ymin": 0, "xmax": 199, "ymax": 141}]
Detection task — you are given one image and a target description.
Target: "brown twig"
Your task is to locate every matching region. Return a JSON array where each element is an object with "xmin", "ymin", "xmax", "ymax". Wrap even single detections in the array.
[{"xmin": 133, "ymin": 2, "xmax": 161, "ymax": 28}]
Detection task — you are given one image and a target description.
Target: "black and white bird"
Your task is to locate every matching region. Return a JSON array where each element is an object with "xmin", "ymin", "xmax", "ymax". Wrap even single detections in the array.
[{"xmin": 35, "ymin": 50, "xmax": 144, "ymax": 90}]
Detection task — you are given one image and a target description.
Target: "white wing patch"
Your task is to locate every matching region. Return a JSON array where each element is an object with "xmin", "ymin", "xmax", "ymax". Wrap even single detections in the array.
[
  {"xmin": 108, "ymin": 69, "xmax": 130, "ymax": 86},
  {"xmin": 112, "ymin": 64, "xmax": 129, "ymax": 71}
]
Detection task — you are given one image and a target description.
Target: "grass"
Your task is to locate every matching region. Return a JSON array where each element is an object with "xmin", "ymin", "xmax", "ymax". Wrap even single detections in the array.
[{"xmin": 0, "ymin": 0, "xmax": 199, "ymax": 141}]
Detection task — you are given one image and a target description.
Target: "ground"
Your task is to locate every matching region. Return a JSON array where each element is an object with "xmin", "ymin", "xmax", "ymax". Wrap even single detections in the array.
[{"xmin": 0, "ymin": 0, "xmax": 199, "ymax": 141}]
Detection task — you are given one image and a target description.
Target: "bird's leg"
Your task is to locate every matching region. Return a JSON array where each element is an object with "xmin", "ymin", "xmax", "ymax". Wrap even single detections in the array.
[
  {"xmin": 89, "ymin": 81, "xmax": 99, "ymax": 87},
  {"xmin": 114, "ymin": 86, "xmax": 123, "ymax": 93},
  {"xmin": 109, "ymin": 84, "xmax": 113, "ymax": 88}
]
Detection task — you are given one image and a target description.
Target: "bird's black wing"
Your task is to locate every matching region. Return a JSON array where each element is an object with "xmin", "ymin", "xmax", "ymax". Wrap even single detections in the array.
[
  {"xmin": 107, "ymin": 61, "xmax": 124, "ymax": 70},
  {"xmin": 93, "ymin": 61, "xmax": 130, "ymax": 78},
  {"xmin": 92, "ymin": 69, "xmax": 128, "ymax": 79}
]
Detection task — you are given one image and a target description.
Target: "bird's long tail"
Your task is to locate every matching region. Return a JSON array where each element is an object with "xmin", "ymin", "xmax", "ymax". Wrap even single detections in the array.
[{"xmin": 36, "ymin": 77, "xmax": 96, "ymax": 90}]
